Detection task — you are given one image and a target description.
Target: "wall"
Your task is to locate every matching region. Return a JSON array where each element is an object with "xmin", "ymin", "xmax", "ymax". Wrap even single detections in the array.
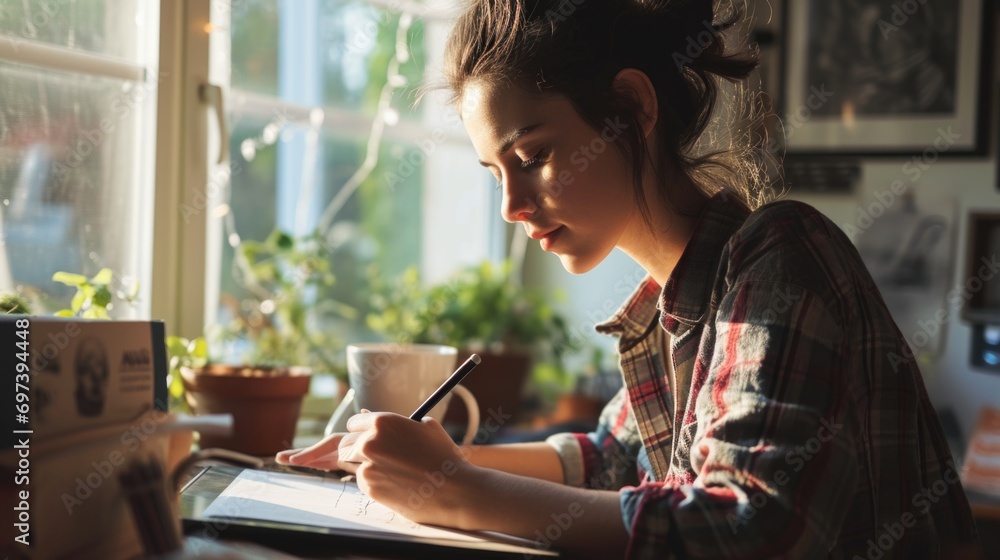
[
  {"xmin": 795, "ymin": 161, "xmax": 1000, "ymax": 440},
  {"xmin": 774, "ymin": 0, "xmax": 1000, "ymax": 440}
]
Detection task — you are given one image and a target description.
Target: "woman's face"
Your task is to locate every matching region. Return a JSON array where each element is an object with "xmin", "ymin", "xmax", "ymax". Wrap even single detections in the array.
[{"xmin": 461, "ymin": 80, "xmax": 638, "ymax": 274}]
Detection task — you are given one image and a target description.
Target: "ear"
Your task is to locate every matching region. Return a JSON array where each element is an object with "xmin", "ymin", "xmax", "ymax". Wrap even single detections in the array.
[{"xmin": 612, "ymin": 68, "xmax": 658, "ymax": 139}]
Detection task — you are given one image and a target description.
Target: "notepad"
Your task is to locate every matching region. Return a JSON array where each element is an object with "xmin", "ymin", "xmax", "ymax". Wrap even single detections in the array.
[
  {"xmin": 197, "ymin": 468, "xmax": 558, "ymax": 557},
  {"xmin": 202, "ymin": 469, "xmax": 485, "ymax": 542}
]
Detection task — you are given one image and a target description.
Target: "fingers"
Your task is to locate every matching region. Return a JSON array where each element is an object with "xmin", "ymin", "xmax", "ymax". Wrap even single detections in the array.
[
  {"xmin": 338, "ymin": 428, "xmax": 375, "ymax": 465},
  {"xmin": 346, "ymin": 409, "xmax": 381, "ymax": 432},
  {"xmin": 274, "ymin": 433, "xmax": 345, "ymax": 466},
  {"xmin": 338, "ymin": 411, "xmax": 420, "ymax": 463},
  {"xmin": 274, "ymin": 411, "xmax": 408, "ymax": 469},
  {"xmin": 339, "ymin": 416, "xmax": 394, "ymax": 462},
  {"xmin": 274, "ymin": 448, "xmax": 299, "ymax": 464}
]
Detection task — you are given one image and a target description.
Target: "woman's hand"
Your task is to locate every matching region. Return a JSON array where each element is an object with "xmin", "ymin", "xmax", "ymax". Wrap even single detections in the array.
[
  {"xmin": 342, "ymin": 411, "xmax": 475, "ymax": 526},
  {"xmin": 275, "ymin": 432, "xmax": 358, "ymax": 473}
]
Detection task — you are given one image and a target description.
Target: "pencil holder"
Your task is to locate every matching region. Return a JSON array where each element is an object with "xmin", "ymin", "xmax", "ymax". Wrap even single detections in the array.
[
  {"xmin": 119, "ymin": 454, "xmax": 184, "ymax": 557},
  {"xmin": 1, "ymin": 411, "xmax": 174, "ymax": 559}
]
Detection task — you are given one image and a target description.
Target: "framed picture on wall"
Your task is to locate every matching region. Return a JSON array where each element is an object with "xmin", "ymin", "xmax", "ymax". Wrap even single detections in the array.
[{"xmin": 780, "ymin": 0, "xmax": 993, "ymax": 157}]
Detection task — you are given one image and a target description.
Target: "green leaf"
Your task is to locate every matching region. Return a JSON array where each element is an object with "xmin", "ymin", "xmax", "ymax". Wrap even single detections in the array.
[
  {"xmin": 190, "ymin": 337, "xmax": 208, "ymax": 360},
  {"xmin": 92, "ymin": 286, "xmax": 112, "ymax": 308},
  {"xmin": 82, "ymin": 307, "xmax": 109, "ymax": 320},
  {"xmin": 90, "ymin": 268, "xmax": 113, "ymax": 285},
  {"xmin": 54, "ymin": 309, "xmax": 74, "ymax": 317},
  {"xmin": 169, "ymin": 375, "xmax": 185, "ymax": 399},
  {"xmin": 239, "ymin": 240, "xmax": 264, "ymax": 262},
  {"xmin": 166, "ymin": 336, "xmax": 189, "ymax": 357},
  {"xmin": 252, "ymin": 262, "xmax": 277, "ymax": 282},
  {"xmin": 0, "ymin": 293, "xmax": 31, "ymax": 314},
  {"xmin": 70, "ymin": 290, "xmax": 88, "ymax": 314},
  {"xmin": 52, "ymin": 271, "xmax": 87, "ymax": 286},
  {"xmin": 268, "ymin": 230, "xmax": 295, "ymax": 250}
]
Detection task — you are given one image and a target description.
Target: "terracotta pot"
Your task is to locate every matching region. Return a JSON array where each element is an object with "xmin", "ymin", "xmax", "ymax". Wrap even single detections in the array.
[
  {"xmin": 180, "ymin": 364, "xmax": 311, "ymax": 456},
  {"xmin": 542, "ymin": 393, "xmax": 605, "ymax": 427},
  {"xmin": 443, "ymin": 350, "xmax": 532, "ymax": 427},
  {"xmin": 166, "ymin": 428, "xmax": 195, "ymax": 476}
]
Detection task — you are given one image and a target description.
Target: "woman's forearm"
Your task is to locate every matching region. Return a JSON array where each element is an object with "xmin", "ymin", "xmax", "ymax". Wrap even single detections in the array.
[
  {"xmin": 456, "ymin": 442, "xmax": 630, "ymax": 558},
  {"xmin": 463, "ymin": 442, "xmax": 565, "ymax": 483},
  {"xmin": 449, "ymin": 464, "xmax": 629, "ymax": 559}
]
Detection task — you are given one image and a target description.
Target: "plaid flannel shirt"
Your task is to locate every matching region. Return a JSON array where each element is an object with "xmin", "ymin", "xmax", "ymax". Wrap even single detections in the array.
[{"xmin": 546, "ymin": 193, "xmax": 980, "ymax": 559}]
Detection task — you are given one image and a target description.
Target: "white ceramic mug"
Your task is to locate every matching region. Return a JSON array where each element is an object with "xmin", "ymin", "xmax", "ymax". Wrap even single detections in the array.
[{"xmin": 324, "ymin": 343, "xmax": 480, "ymax": 445}]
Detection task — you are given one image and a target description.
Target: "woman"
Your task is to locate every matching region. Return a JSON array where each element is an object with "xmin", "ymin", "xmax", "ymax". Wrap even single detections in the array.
[{"xmin": 278, "ymin": 0, "xmax": 981, "ymax": 557}]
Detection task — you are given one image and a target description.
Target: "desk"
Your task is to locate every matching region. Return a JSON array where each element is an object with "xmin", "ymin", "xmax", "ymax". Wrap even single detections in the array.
[{"xmin": 179, "ymin": 465, "xmax": 557, "ymax": 559}]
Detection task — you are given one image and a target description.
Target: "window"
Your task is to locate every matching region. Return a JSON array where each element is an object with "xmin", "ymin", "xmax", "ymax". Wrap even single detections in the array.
[
  {"xmin": 0, "ymin": 1, "xmax": 160, "ymax": 317},
  {"xmin": 0, "ymin": 0, "xmax": 497, "ymax": 364},
  {"xmin": 203, "ymin": 0, "xmax": 497, "ymax": 367}
]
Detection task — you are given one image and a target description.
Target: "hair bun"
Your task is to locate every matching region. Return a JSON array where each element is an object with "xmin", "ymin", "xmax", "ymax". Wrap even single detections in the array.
[{"xmin": 610, "ymin": 1, "xmax": 716, "ymax": 65}]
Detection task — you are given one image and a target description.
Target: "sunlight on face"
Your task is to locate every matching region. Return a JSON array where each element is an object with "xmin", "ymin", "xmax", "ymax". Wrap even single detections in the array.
[{"xmin": 460, "ymin": 80, "xmax": 637, "ymax": 274}]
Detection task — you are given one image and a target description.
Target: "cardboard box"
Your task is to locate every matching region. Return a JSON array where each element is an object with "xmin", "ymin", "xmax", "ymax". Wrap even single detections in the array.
[
  {"xmin": 1, "ymin": 317, "xmax": 168, "ymax": 448},
  {"xmin": 0, "ymin": 318, "xmax": 172, "ymax": 558}
]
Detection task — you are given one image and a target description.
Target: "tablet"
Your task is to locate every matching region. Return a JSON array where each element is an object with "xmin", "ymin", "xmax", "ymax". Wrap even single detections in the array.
[{"xmin": 180, "ymin": 465, "xmax": 560, "ymax": 559}]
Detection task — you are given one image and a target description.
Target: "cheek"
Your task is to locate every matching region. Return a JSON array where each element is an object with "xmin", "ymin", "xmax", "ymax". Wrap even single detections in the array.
[
  {"xmin": 539, "ymin": 146, "xmax": 634, "ymax": 216},
  {"xmin": 577, "ymin": 160, "xmax": 634, "ymax": 214}
]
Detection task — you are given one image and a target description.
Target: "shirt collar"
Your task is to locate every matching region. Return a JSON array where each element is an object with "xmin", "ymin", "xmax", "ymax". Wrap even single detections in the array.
[
  {"xmin": 658, "ymin": 192, "xmax": 750, "ymax": 334},
  {"xmin": 596, "ymin": 192, "xmax": 751, "ymax": 340},
  {"xmin": 595, "ymin": 276, "xmax": 661, "ymax": 347}
]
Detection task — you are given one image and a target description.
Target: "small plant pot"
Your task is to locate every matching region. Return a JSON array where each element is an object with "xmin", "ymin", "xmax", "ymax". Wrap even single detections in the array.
[
  {"xmin": 546, "ymin": 393, "xmax": 605, "ymax": 426},
  {"xmin": 180, "ymin": 364, "xmax": 311, "ymax": 456}
]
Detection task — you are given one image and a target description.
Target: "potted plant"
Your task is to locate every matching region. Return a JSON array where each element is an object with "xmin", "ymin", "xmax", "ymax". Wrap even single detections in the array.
[
  {"xmin": 173, "ymin": 229, "xmax": 353, "ymax": 456},
  {"xmin": 0, "ymin": 291, "xmax": 31, "ymax": 314},
  {"xmin": 51, "ymin": 268, "xmax": 138, "ymax": 319},
  {"xmin": 365, "ymin": 260, "xmax": 578, "ymax": 431}
]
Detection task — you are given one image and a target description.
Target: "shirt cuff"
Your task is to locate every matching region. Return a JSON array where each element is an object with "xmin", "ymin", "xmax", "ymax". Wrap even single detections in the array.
[
  {"xmin": 620, "ymin": 485, "xmax": 644, "ymax": 532},
  {"xmin": 619, "ymin": 483, "xmax": 683, "ymax": 559},
  {"xmin": 544, "ymin": 432, "xmax": 586, "ymax": 487}
]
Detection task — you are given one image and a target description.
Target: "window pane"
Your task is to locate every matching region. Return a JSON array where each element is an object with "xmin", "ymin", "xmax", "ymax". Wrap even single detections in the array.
[
  {"xmin": 0, "ymin": 60, "xmax": 155, "ymax": 316},
  {"xmin": 0, "ymin": 1, "xmax": 156, "ymax": 64},
  {"xmin": 216, "ymin": 108, "xmax": 424, "ymax": 343},
  {"xmin": 316, "ymin": 0, "xmax": 427, "ymax": 120},
  {"xmin": 210, "ymin": 1, "xmax": 498, "ymax": 380},
  {"xmin": 229, "ymin": 0, "xmax": 279, "ymax": 96},
  {"xmin": 229, "ymin": 0, "xmax": 426, "ymax": 119}
]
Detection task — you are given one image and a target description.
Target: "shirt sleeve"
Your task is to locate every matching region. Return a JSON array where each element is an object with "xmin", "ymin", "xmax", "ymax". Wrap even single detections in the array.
[
  {"xmin": 621, "ymin": 281, "xmax": 859, "ymax": 559},
  {"xmin": 546, "ymin": 387, "xmax": 643, "ymax": 489}
]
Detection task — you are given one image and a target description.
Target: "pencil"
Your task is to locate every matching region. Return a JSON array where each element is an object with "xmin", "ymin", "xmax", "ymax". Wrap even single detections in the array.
[{"xmin": 409, "ymin": 354, "xmax": 481, "ymax": 420}]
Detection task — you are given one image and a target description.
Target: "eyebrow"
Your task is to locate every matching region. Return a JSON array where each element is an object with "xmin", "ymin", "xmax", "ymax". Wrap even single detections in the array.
[{"xmin": 477, "ymin": 123, "xmax": 543, "ymax": 167}]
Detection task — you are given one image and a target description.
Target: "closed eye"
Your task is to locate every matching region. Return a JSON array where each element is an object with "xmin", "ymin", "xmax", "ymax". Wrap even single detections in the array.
[{"xmin": 520, "ymin": 147, "xmax": 551, "ymax": 170}]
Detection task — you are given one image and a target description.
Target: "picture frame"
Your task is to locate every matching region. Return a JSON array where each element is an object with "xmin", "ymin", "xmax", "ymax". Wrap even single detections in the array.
[{"xmin": 779, "ymin": 0, "xmax": 993, "ymax": 157}]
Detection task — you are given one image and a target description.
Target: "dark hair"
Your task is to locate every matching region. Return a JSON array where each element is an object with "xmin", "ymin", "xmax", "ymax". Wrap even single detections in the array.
[{"xmin": 443, "ymin": 0, "xmax": 778, "ymax": 221}]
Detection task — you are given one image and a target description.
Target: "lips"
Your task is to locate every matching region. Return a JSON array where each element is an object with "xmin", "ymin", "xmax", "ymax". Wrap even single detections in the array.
[
  {"xmin": 528, "ymin": 227, "xmax": 559, "ymax": 241},
  {"xmin": 530, "ymin": 226, "xmax": 563, "ymax": 251}
]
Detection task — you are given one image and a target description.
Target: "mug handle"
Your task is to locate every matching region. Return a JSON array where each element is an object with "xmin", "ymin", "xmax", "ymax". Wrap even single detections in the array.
[
  {"xmin": 324, "ymin": 388, "xmax": 356, "ymax": 437},
  {"xmin": 450, "ymin": 385, "xmax": 480, "ymax": 446}
]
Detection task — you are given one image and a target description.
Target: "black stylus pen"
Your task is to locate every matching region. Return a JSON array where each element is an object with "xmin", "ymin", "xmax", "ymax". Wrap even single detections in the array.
[{"xmin": 409, "ymin": 354, "xmax": 481, "ymax": 420}]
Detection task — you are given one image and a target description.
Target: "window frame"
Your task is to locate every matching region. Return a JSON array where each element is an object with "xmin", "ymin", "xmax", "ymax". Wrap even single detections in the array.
[{"xmin": 154, "ymin": 0, "xmax": 502, "ymax": 339}]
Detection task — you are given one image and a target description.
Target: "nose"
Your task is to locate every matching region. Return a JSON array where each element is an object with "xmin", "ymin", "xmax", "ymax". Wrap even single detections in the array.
[{"xmin": 500, "ymin": 176, "xmax": 539, "ymax": 224}]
